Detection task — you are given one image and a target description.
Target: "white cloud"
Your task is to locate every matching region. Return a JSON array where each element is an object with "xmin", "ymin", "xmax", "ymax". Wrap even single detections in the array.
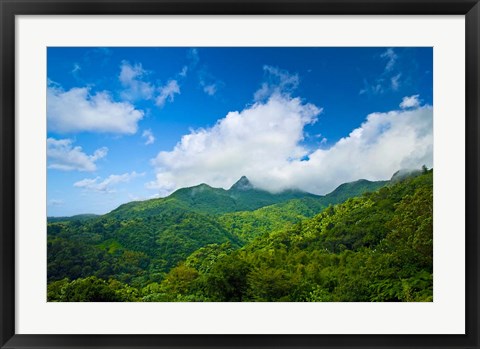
[
  {"xmin": 90, "ymin": 147, "xmax": 108, "ymax": 162},
  {"xmin": 186, "ymin": 49, "xmax": 222, "ymax": 97},
  {"xmin": 359, "ymin": 80, "xmax": 384, "ymax": 95},
  {"xmin": 203, "ymin": 84, "xmax": 217, "ymax": 96},
  {"xmin": 48, "ymin": 86, "xmax": 144, "ymax": 134},
  {"xmin": 198, "ymin": 68, "xmax": 222, "ymax": 97},
  {"xmin": 274, "ymin": 105, "xmax": 433, "ymax": 195},
  {"xmin": 360, "ymin": 49, "xmax": 402, "ymax": 95},
  {"xmin": 391, "ymin": 73, "xmax": 401, "ymax": 90},
  {"xmin": 400, "ymin": 94, "xmax": 421, "ymax": 109},
  {"xmin": 119, "ymin": 61, "xmax": 154, "ymax": 101},
  {"xmin": 254, "ymin": 65, "xmax": 299, "ymax": 101},
  {"xmin": 74, "ymin": 171, "xmax": 143, "ymax": 193},
  {"xmin": 187, "ymin": 48, "xmax": 200, "ymax": 68},
  {"xmin": 381, "ymin": 48, "xmax": 398, "ymax": 71},
  {"xmin": 147, "ymin": 95, "xmax": 432, "ymax": 196},
  {"xmin": 179, "ymin": 66, "xmax": 188, "ymax": 77},
  {"xmin": 72, "ymin": 63, "xmax": 81, "ymax": 74},
  {"xmin": 47, "ymin": 138, "xmax": 108, "ymax": 172},
  {"xmin": 156, "ymin": 80, "xmax": 180, "ymax": 107},
  {"xmin": 147, "ymin": 94, "xmax": 321, "ymax": 194},
  {"xmin": 142, "ymin": 129, "xmax": 155, "ymax": 145},
  {"xmin": 119, "ymin": 60, "xmax": 186, "ymax": 107}
]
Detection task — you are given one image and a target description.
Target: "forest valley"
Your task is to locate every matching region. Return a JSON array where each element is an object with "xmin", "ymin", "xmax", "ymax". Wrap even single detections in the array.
[{"xmin": 47, "ymin": 168, "xmax": 433, "ymax": 302}]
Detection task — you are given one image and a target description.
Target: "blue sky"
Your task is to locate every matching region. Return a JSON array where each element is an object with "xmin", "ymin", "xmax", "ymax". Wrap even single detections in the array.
[{"xmin": 47, "ymin": 47, "xmax": 433, "ymax": 216}]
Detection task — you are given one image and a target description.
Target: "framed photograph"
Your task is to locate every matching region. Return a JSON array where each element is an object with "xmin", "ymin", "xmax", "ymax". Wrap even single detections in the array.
[{"xmin": 1, "ymin": 0, "xmax": 479, "ymax": 348}]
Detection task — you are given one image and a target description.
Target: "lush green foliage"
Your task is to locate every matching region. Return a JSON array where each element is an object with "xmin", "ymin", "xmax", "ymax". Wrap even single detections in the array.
[
  {"xmin": 48, "ymin": 207, "xmax": 242, "ymax": 286},
  {"xmin": 218, "ymin": 179, "xmax": 387, "ymax": 242},
  {"xmin": 47, "ymin": 172, "xmax": 432, "ymax": 302}
]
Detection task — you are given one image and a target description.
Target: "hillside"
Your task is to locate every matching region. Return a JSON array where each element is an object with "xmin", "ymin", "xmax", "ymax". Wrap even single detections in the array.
[
  {"xmin": 218, "ymin": 179, "xmax": 387, "ymax": 242},
  {"xmin": 141, "ymin": 170, "xmax": 433, "ymax": 302},
  {"xmin": 47, "ymin": 170, "xmax": 431, "ymax": 302},
  {"xmin": 47, "ymin": 176, "xmax": 328, "ymax": 286},
  {"xmin": 48, "ymin": 205, "xmax": 242, "ymax": 286},
  {"xmin": 108, "ymin": 176, "xmax": 320, "ymax": 217}
]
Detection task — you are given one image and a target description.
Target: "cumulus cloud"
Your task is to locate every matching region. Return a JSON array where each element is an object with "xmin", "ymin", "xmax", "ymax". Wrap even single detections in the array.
[
  {"xmin": 119, "ymin": 61, "xmax": 154, "ymax": 101},
  {"xmin": 156, "ymin": 80, "xmax": 180, "ymax": 107},
  {"xmin": 74, "ymin": 171, "xmax": 143, "ymax": 193},
  {"xmin": 47, "ymin": 138, "xmax": 108, "ymax": 172},
  {"xmin": 270, "ymin": 105, "xmax": 433, "ymax": 195},
  {"xmin": 147, "ymin": 95, "xmax": 432, "ymax": 196},
  {"xmin": 47, "ymin": 86, "xmax": 144, "ymax": 134},
  {"xmin": 142, "ymin": 129, "xmax": 155, "ymax": 145},
  {"xmin": 119, "ymin": 60, "xmax": 187, "ymax": 107},
  {"xmin": 147, "ymin": 95, "xmax": 322, "ymax": 194},
  {"xmin": 254, "ymin": 65, "xmax": 300, "ymax": 101},
  {"xmin": 400, "ymin": 94, "xmax": 421, "ymax": 109}
]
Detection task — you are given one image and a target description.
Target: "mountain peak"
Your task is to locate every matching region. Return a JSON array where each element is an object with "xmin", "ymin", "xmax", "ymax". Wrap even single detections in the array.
[{"xmin": 230, "ymin": 176, "xmax": 254, "ymax": 191}]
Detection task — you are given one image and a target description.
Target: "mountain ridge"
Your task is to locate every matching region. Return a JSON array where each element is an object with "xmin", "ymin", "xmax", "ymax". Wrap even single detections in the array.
[
  {"xmin": 109, "ymin": 175, "xmax": 322, "ymax": 218},
  {"xmin": 230, "ymin": 175, "xmax": 254, "ymax": 191}
]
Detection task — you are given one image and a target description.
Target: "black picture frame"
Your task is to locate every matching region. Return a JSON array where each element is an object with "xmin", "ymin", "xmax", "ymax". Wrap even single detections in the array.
[{"xmin": 1, "ymin": 0, "xmax": 479, "ymax": 348}]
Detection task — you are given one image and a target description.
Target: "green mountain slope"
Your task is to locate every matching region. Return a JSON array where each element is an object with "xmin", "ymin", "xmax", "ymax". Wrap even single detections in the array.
[
  {"xmin": 47, "ymin": 176, "xmax": 387, "ymax": 290},
  {"xmin": 323, "ymin": 179, "xmax": 389, "ymax": 204},
  {"xmin": 112, "ymin": 176, "xmax": 320, "ymax": 217},
  {"xmin": 48, "ymin": 176, "xmax": 321, "ymax": 286},
  {"xmin": 151, "ymin": 170, "xmax": 433, "ymax": 302},
  {"xmin": 218, "ymin": 179, "xmax": 387, "ymax": 242},
  {"xmin": 47, "ymin": 170, "xmax": 429, "ymax": 302},
  {"xmin": 48, "ymin": 205, "xmax": 242, "ymax": 286}
]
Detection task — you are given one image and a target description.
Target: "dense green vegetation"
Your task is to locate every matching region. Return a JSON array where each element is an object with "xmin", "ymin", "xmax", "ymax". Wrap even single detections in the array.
[
  {"xmin": 47, "ymin": 171, "xmax": 433, "ymax": 302},
  {"xmin": 48, "ymin": 207, "xmax": 242, "ymax": 286},
  {"xmin": 219, "ymin": 179, "xmax": 387, "ymax": 242}
]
